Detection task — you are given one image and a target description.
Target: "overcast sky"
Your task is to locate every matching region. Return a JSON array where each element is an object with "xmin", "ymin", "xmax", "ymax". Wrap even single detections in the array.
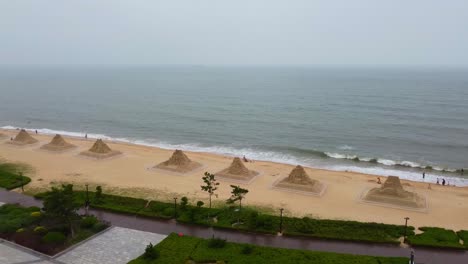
[{"xmin": 1, "ymin": 1, "xmax": 468, "ymax": 66}]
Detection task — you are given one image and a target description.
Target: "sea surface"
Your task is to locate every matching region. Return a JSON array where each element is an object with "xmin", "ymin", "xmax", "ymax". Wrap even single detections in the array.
[{"xmin": 1, "ymin": 66, "xmax": 467, "ymax": 185}]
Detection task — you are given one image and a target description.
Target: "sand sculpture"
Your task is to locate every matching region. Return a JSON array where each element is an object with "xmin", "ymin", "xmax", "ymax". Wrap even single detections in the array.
[
  {"xmin": 80, "ymin": 139, "xmax": 121, "ymax": 159},
  {"xmin": 40, "ymin": 134, "xmax": 76, "ymax": 152},
  {"xmin": 363, "ymin": 176, "xmax": 426, "ymax": 209},
  {"xmin": 215, "ymin": 157, "xmax": 259, "ymax": 182},
  {"xmin": 274, "ymin": 165, "xmax": 325, "ymax": 195},
  {"xmin": 6, "ymin": 129, "xmax": 38, "ymax": 146},
  {"xmin": 155, "ymin": 149, "xmax": 202, "ymax": 173}
]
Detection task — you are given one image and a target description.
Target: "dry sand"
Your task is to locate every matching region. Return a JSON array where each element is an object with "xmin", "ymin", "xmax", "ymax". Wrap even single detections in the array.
[{"xmin": 0, "ymin": 129, "xmax": 467, "ymax": 230}]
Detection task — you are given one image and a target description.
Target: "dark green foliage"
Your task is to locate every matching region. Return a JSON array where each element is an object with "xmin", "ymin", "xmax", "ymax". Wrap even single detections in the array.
[
  {"xmin": 128, "ymin": 233, "xmax": 409, "ymax": 264},
  {"xmin": 207, "ymin": 237, "xmax": 227, "ymax": 248},
  {"xmin": 201, "ymin": 172, "xmax": 219, "ymax": 209},
  {"xmin": 80, "ymin": 215, "xmax": 98, "ymax": 228},
  {"xmin": 0, "ymin": 162, "xmax": 31, "ymax": 190},
  {"xmin": 0, "ymin": 204, "xmax": 40, "ymax": 233},
  {"xmin": 43, "ymin": 184, "xmax": 80, "ymax": 219},
  {"xmin": 91, "ymin": 222, "xmax": 108, "ymax": 233},
  {"xmin": 42, "ymin": 231, "xmax": 66, "ymax": 244},
  {"xmin": 144, "ymin": 243, "xmax": 160, "ymax": 259},
  {"xmin": 241, "ymin": 244, "xmax": 254, "ymax": 254},
  {"xmin": 407, "ymin": 227, "xmax": 464, "ymax": 249},
  {"xmin": 196, "ymin": 201, "xmax": 204, "ymax": 208},
  {"xmin": 94, "ymin": 186, "xmax": 103, "ymax": 203},
  {"xmin": 180, "ymin": 196, "xmax": 189, "ymax": 210},
  {"xmin": 457, "ymin": 230, "xmax": 468, "ymax": 248},
  {"xmin": 283, "ymin": 216, "xmax": 413, "ymax": 244},
  {"xmin": 226, "ymin": 185, "xmax": 248, "ymax": 211}
]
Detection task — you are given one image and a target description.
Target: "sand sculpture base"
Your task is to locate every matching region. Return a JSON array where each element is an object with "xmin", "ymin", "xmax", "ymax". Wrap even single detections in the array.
[
  {"xmin": 361, "ymin": 176, "xmax": 427, "ymax": 212},
  {"xmin": 154, "ymin": 161, "xmax": 203, "ymax": 174},
  {"xmin": 273, "ymin": 178, "xmax": 326, "ymax": 196},
  {"xmin": 80, "ymin": 150, "xmax": 122, "ymax": 160},
  {"xmin": 216, "ymin": 170, "xmax": 260, "ymax": 184}
]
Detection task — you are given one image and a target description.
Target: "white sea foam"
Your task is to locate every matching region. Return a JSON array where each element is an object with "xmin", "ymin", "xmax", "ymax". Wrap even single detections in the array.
[{"xmin": 337, "ymin": 145, "xmax": 354, "ymax": 150}]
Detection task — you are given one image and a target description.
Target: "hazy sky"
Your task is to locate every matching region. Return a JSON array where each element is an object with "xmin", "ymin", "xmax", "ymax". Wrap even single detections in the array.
[{"xmin": 1, "ymin": 1, "xmax": 468, "ymax": 66}]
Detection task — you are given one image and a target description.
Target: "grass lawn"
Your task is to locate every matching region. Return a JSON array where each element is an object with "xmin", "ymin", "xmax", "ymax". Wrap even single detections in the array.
[
  {"xmin": 129, "ymin": 233, "xmax": 408, "ymax": 264},
  {"xmin": 407, "ymin": 227, "xmax": 465, "ymax": 249},
  {"xmin": 0, "ymin": 162, "xmax": 31, "ymax": 190}
]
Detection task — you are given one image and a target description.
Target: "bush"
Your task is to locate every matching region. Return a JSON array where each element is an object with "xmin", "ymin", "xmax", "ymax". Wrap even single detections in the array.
[
  {"xmin": 91, "ymin": 222, "xmax": 108, "ymax": 233},
  {"xmin": 241, "ymin": 244, "xmax": 254, "ymax": 254},
  {"xmin": 34, "ymin": 226, "xmax": 47, "ymax": 235},
  {"xmin": 31, "ymin": 211, "xmax": 41, "ymax": 217},
  {"xmin": 94, "ymin": 186, "xmax": 103, "ymax": 203},
  {"xmin": 197, "ymin": 201, "xmax": 204, "ymax": 208},
  {"xmin": 42, "ymin": 231, "xmax": 66, "ymax": 244},
  {"xmin": 143, "ymin": 243, "xmax": 160, "ymax": 259},
  {"xmin": 180, "ymin": 197, "xmax": 189, "ymax": 210},
  {"xmin": 81, "ymin": 216, "xmax": 98, "ymax": 228},
  {"xmin": 207, "ymin": 237, "xmax": 226, "ymax": 248},
  {"xmin": 16, "ymin": 228, "xmax": 25, "ymax": 233},
  {"xmin": 457, "ymin": 230, "xmax": 468, "ymax": 248}
]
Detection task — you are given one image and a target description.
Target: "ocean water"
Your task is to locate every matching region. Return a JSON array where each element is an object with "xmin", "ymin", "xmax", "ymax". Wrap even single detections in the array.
[{"xmin": 1, "ymin": 66, "xmax": 467, "ymax": 185}]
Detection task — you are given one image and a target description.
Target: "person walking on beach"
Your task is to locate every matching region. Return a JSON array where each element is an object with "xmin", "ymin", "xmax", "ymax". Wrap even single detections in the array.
[
  {"xmin": 442, "ymin": 178, "xmax": 446, "ymax": 186},
  {"xmin": 461, "ymin": 169, "xmax": 464, "ymax": 176},
  {"xmin": 377, "ymin": 177, "xmax": 381, "ymax": 184},
  {"xmin": 85, "ymin": 133, "xmax": 88, "ymax": 139},
  {"xmin": 436, "ymin": 178, "xmax": 440, "ymax": 185},
  {"xmin": 35, "ymin": 130, "xmax": 38, "ymax": 134},
  {"xmin": 422, "ymin": 172, "xmax": 425, "ymax": 180}
]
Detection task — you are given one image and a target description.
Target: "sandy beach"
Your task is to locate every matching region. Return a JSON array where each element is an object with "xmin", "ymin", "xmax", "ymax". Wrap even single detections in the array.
[{"xmin": 1, "ymin": 129, "xmax": 467, "ymax": 231}]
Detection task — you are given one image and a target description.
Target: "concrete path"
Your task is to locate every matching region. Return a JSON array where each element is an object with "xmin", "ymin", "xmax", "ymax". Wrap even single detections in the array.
[{"xmin": 2, "ymin": 188, "xmax": 467, "ymax": 264}]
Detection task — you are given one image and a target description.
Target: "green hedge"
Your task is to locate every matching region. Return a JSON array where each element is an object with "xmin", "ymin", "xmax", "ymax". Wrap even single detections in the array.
[
  {"xmin": 129, "ymin": 233, "xmax": 408, "ymax": 264},
  {"xmin": 31, "ymin": 190, "xmax": 429, "ymax": 246},
  {"xmin": 0, "ymin": 163, "xmax": 31, "ymax": 190},
  {"xmin": 407, "ymin": 227, "xmax": 465, "ymax": 249},
  {"xmin": 457, "ymin": 230, "xmax": 468, "ymax": 248}
]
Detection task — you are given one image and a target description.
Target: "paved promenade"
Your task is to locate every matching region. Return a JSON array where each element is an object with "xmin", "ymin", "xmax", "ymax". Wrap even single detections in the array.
[{"xmin": 1, "ymin": 188, "xmax": 467, "ymax": 264}]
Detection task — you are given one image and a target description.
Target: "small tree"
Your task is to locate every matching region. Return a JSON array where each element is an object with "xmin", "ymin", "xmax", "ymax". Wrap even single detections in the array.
[
  {"xmin": 196, "ymin": 201, "xmax": 204, "ymax": 208},
  {"xmin": 43, "ymin": 184, "xmax": 80, "ymax": 237},
  {"xmin": 94, "ymin": 186, "xmax": 102, "ymax": 203},
  {"xmin": 180, "ymin": 196, "xmax": 188, "ymax": 210},
  {"xmin": 201, "ymin": 172, "xmax": 219, "ymax": 209},
  {"xmin": 226, "ymin": 185, "xmax": 248, "ymax": 211}
]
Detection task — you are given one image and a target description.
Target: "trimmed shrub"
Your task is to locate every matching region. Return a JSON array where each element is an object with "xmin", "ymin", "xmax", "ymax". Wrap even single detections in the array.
[
  {"xmin": 81, "ymin": 216, "xmax": 98, "ymax": 228},
  {"xmin": 16, "ymin": 228, "xmax": 25, "ymax": 233},
  {"xmin": 31, "ymin": 211, "xmax": 41, "ymax": 217},
  {"xmin": 241, "ymin": 244, "xmax": 254, "ymax": 254},
  {"xmin": 196, "ymin": 201, "xmax": 204, "ymax": 208},
  {"xmin": 42, "ymin": 231, "xmax": 66, "ymax": 244},
  {"xmin": 407, "ymin": 227, "xmax": 463, "ymax": 249},
  {"xmin": 180, "ymin": 197, "xmax": 189, "ymax": 210},
  {"xmin": 91, "ymin": 222, "xmax": 108, "ymax": 233},
  {"xmin": 208, "ymin": 237, "xmax": 226, "ymax": 248},
  {"xmin": 34, "ymin": 226, "xmax": 47, "ymax": 235},
  {"xmin": 144, "ymin": 243, "xmax": 160, "ymax": 259}
]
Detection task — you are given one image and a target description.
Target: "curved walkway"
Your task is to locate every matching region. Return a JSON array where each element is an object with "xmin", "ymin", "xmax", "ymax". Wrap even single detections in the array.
[{"xmin": 1, "ymin": 189, "xmax": 467, "ymax": 264}]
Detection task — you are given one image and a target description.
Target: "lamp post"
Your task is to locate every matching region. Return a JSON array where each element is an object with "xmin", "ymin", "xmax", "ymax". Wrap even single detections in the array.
[
  {"xmin": 85, "ymin": 184, "xmax": 90, "ymax": 215},
  {"xmin": 173, "ymin": 197, "xmax": 178, "ymax": 219},
  {"xmin": 404, "ymin": 217, "xmax": 410, "ymax": 243},
  {"xmin": 279, "ymin": 208, "xmax": 284, "ymax": 234},
  {"xmin": 19, "ymin": 172, "xmax": 24, "ymax": 193}
]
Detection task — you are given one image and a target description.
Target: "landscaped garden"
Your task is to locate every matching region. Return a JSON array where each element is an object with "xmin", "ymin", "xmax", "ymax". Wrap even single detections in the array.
[
  {"xmin": 0, "ymin": 184, "xmax": 108, "ymax": 255},
  {"xmin": 128, "ymin": 233, "xmax": 409, "ymax": 264}
]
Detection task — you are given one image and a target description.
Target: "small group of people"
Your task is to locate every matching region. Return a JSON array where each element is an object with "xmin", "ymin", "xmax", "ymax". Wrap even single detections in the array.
[{"xmin": 436, "ymin": 178, "xmax": 449, "ymax": 186}]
